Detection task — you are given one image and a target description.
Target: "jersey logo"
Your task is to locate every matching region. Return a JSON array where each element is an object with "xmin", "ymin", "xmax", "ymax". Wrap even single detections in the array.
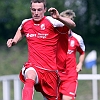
[
  {"xmin": 41, "ymin": 24, "xmax": 45, "ymax": 30},
  {"xmin": 70, "ymin": 40, "xmax": 75, "ymax": 47},
  {"xmin": 67, "ymin": 50, "xmax": 74, "ymax": 54}
]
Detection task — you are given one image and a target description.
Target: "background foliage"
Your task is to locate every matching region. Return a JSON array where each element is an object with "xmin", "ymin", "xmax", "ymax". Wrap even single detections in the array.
[{"xmin": 0, "ymin": 0, "xmax": 100, "ymax": 48}]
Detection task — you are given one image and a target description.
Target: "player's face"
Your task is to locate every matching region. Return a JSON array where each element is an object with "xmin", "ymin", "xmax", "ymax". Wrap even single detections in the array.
[{"xmin": 30, "ymin": 3, "xmax": 46, "ymax": 21}]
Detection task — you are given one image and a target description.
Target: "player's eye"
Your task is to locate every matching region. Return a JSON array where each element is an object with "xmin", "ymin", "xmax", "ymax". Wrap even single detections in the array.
[
  {"xmin": 31, "ymin": 8, "xmax": 43, "ymax": 12},
  {"xmin": 31, "ymin": 8, "xmax": 36, "ymax": 11},
  {"xmin": 37, "ymin": 8, "xmax": 42, "ymax": 11}
]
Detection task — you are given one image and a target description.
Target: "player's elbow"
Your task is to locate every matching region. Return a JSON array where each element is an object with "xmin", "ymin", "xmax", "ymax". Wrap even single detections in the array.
[
  {"xmin": 68, "ymin": 22, "xmax": 76, "ymax": 29},
  {"xmin": 71, "ymin": 22, "xmax": 76, "ymax": 28}
]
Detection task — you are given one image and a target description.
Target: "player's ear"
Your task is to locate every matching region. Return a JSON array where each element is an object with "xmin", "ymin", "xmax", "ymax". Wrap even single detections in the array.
[
  {"xmin": 44, "ymin": 7, "xmax": 47, "ymax": 13},
  {"xmin": 30, "ymin": 6, "xmax": 32, "ymax": 11}
]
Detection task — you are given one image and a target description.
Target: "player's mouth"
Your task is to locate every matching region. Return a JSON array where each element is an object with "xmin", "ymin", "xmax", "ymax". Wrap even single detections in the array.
[{"xmin": 34, "ymin": 16, "xmax": 40, "ymax": 19}]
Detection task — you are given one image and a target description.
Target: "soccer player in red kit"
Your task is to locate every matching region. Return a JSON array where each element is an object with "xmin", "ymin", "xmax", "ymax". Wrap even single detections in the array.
[
  {"xmin": 57, "ymin": 10, "xmax": 85, "ymax": 100},
  {"xmin": 6, "ymin": 0, "xmax": 76, "ymax": 100}
]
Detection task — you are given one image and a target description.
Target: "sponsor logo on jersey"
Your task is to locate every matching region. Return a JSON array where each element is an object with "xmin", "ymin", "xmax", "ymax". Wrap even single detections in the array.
[
  {"xmin": 26, "ymin": 33, "xmax": 48, "ymax": 39},
  {"xmin": 37, "ymin": 33, "xmax": 48, "ymax": 39},
  {"xmin": 26, "ymin": 33, "xmax": 36, "ymax": 37}
]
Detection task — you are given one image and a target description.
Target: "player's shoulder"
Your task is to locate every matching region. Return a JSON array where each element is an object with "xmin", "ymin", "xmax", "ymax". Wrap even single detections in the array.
[
  {"xmin": 21, "ymin": 18, "xmax": 33, "ymax": 24},
  {"xmin": 71, "ymin": 32, "xmax": 85, "ymax": 50},
  {"xmin": 72, "ymin": 32, "xmax": 83, "ymax": 41},
  {"xmin": 45, "ymin": 16, "xmax": 57, "ymax": 23},
  {"xmin": 45, "ymin": 16, "xmax": 64, "ymax": 27},
  {"xmin": 46, "ymin": 16, "xmax": 56, "ymax": 21},
  {"xmin": 19, "ymin": 18, "xmax": 33, "ymax": 30}
]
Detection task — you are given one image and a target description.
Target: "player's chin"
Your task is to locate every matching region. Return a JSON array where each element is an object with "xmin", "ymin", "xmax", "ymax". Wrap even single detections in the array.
[{"xmin": 34, "ymin": 17, "xmax": 41, "ymax": 21}]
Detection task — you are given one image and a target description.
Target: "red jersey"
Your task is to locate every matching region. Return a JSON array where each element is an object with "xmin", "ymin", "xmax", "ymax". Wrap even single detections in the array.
[
  {"xmin": 59, "ymin": 31, "xmax": 85, "ymax": 98},
  {"xmin": 66, "ymin": 31, "xmax": 85, "ymax": 69},
  {"xmin": 19, "ymin": 16, "xmax": 67, "ymax": 70},
  {"xmin": 56, "ymin": 27, "xmax": 69, "ymax": 71}
]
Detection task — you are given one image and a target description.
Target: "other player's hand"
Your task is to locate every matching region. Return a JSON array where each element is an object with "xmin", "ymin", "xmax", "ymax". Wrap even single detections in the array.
[
  {"xmin": 48, "ymin": 7, "xmax": 60, "ymax": 19},
  {"xmin": 76, "ymin": 62, "xmax": 82, "ymax": 72}
]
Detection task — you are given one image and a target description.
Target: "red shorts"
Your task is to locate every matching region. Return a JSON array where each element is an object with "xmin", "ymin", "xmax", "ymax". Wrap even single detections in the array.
[
  {"xmin": 19, "ymin": 62, "xmax": 59, "ymax": 100},
  {"xmin": 59, "ymin": 70, "xmax": 78, "ymax": 99}
]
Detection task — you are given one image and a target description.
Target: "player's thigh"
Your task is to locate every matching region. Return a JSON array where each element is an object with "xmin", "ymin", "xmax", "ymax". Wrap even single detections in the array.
[{"xmin": 62, "ymin": 95, "xmax": 73, "ymax": 100}]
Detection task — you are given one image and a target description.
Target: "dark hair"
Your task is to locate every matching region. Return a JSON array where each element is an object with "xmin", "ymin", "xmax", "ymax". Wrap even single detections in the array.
[{"xmin": 31, "ymin": 0, "xmax": 46, "ymax": 8}]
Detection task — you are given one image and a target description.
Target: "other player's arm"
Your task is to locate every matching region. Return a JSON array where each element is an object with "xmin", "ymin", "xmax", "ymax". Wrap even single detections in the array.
[
  {"xmin": 76, "ymin": 35, "xmax": 85, "ymax": 72},
  {"xmin": 48, "ymin": 7, "xmax": 76, "ymax": 29},
  {"xmin": 7, "ymin": 28, "xmax": 23, "ymax": 48},
  {"xmin": 76, "ymin": 52, "xmax": 85, "ymax": 72}
]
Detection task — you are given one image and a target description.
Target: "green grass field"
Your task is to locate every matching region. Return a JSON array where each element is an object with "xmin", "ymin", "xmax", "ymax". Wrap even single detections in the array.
[{"xmin": 0, "ymin": 45, "xmax": 100, "ymax": 100}]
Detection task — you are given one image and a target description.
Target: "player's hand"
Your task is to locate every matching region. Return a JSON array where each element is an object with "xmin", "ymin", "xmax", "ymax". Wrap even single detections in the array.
[
  {"xmin": 76, "ymin": 62, "xmax": 82, "ymax": 72},
  {"xmin": 7, "ymin": 39, "xmax": 16, "ymax": 48},
  {"xmin": 48, "ymin": 7, "xmax": 60, "ymax": 19}
]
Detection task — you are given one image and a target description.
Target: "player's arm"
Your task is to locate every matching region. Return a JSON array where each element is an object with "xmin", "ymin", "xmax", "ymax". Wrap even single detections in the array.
[
  {"xmin": 76, "ymin": 52, "xmax": 85, "ymax": 72},
  {"xmin": 76, "ymin": 36, "xmax": 85, "ymax": 72},
  {"xmin": 48, "ymin": 7, "xmax": 76, "ymax": 29},
  {"xmin": 7, "ymin": 28, "xmax": 23, "ymax": 48},
  {"xmin": 57, "ymin": 16, "xmax": 76, "ymax": 29}
]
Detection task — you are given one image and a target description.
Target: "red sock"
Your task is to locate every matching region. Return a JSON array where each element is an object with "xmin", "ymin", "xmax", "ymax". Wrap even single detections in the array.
[{"xmin": 22, "ymin": 79, "xmax": 35, "ymax": 100}]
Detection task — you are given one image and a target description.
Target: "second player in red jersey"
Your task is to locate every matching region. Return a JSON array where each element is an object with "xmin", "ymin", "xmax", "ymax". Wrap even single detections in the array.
[{"xmin": 57, "ymin": 10, "xmax": 85, "ymax": 100}]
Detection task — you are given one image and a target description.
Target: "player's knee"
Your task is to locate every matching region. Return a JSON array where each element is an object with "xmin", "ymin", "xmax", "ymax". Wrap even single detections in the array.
[{"xmin": 26, "ymin": 70, "xmax": 37, "ymax": 80}]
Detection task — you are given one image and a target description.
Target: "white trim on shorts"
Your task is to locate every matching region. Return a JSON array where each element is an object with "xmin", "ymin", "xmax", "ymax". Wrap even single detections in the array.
[{"xmin": 22, "ymin": 66, "xmax": 39, "ymax": 84}]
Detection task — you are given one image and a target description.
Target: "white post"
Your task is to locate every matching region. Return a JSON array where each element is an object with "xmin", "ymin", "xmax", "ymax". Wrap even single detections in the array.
[
  {"xmin": 3, "ymin": 80, "xmax": 10, "ymax": 100},
  {"xmin": 92, "ymin": 64, "xmax": 98, "ymax": 100},
  {"xmin": 14, "ymin": 79, "xmax": 21, "ymax": 100}
]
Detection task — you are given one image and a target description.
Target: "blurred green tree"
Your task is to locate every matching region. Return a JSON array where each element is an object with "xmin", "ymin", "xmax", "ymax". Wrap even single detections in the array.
[
  {"xmin": 0, "ymin": 0, "xmax": 30, "ymax": 44},
  {"xmin": 0, "ymin": 0, "xmax": 100, "ymax": 48},
  {"xmin": 64, "ymin": 0, "xmax": 100, "ymax": 47},
  {"xmin": 0, "ymin": 0, "xmax": 66, "ymax": 45}
]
